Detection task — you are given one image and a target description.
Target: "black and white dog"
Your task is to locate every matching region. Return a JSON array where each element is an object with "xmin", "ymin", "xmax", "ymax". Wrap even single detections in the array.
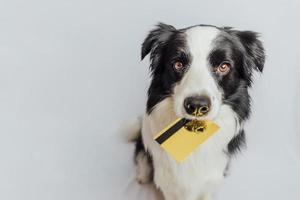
[{"xmin": 127, "ymin": 23, "xmax": 265, "ymax": 200}]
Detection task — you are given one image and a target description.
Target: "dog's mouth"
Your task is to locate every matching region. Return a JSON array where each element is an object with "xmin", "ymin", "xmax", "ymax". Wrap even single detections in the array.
[
  {"xmin": 183, "ymin": 120, "xmax": 207, "ymax": 133},
  {"xmin": 182, "ymin": 115, "xmax": 209, "ymax": 121}
]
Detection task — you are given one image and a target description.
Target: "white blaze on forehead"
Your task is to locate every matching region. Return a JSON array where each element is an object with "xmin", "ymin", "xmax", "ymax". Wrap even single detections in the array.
[
  {"xmin": 181, "ymin": 26, "xmax": 221, "ymax": 92},
  {"xmin": 185, "ymin": 26, "xmax": 220, "ymax": 64}
]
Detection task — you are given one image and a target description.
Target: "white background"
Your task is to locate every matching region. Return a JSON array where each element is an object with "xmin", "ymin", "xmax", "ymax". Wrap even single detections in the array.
[{"xmin": 0, "ymin": 0, "xmax": 300, "ymax": 199}]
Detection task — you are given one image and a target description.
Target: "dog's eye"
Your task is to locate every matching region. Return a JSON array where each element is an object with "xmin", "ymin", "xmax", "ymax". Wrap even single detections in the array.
[
  {"xmin": 216, "ymin": 62, "xmax": 231, "ymax": 75},
  {"xmin": 173, "ymin": 61, "xmax": 185, "ymax": 72}
]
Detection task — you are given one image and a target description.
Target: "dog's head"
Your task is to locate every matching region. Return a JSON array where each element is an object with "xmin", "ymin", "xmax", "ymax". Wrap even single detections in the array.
[{"xmin": 142, "ymin": 23, "xmax": 265, "ymax": 121}]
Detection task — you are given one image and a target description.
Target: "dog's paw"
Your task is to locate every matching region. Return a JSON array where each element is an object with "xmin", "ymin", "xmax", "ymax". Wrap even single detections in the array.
[
  {"xmin": 136, "ymin": 170, "xmax": 151, "ymax": 184},
  {"xmin": 135, "ymin": 151, "xmax": 153, "ymax": 184}
]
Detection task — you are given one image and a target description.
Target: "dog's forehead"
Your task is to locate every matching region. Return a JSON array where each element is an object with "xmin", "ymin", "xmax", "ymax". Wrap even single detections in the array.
[{"xmin": 184, "ymin": 26, "xmax": 221, "ymax": 59}]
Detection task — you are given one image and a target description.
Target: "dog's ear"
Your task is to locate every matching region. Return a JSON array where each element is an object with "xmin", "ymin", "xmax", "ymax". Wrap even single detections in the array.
[
  {"xmin": 235, "ymin": 30, "xmax": 266, "ymax": 72},
  {"xmin": 141, "ymin": 23, "xmax": 176, "ymax": 66}
]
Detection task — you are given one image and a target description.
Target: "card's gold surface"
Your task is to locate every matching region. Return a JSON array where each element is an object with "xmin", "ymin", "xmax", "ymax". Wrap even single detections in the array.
[{"xmin": 154, "ymin": 118, "xmax": 220, "ymax": 162}]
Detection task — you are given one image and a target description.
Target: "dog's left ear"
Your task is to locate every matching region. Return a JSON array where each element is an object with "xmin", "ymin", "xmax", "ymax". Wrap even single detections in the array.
[{"xmin": 235, "ymin": 31, "xmax": 266, "ymax": 72}]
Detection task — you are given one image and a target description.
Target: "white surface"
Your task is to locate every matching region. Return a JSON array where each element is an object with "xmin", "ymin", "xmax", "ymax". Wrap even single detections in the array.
[{"xmin": 0, "ymin": 0, "xmax": 299, "ymax": 199}]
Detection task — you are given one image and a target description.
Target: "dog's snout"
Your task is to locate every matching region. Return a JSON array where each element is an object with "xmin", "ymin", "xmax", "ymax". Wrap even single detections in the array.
[{"xmin": 184, "ymin": 96, "xmax": 211, "ymax": 116}]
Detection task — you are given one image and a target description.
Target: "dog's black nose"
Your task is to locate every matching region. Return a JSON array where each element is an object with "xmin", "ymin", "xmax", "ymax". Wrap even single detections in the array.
[{"xmin": 184, "ymin": 96, "xmax": 211, "ymax": 116}]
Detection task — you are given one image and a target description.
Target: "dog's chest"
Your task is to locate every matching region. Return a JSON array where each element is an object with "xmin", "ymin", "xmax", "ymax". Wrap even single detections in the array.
[{"xmin": 142, "ymin": 100, "xmax": 238, "ymax": 199}]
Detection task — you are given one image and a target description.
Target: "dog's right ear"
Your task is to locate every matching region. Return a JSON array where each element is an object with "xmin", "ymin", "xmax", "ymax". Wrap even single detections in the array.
[{"xmin": 141, "ymin": 23, "xmax": 176, "ymax": 62}]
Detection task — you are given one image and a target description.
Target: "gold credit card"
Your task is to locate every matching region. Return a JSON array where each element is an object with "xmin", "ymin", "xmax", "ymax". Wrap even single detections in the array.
[{"xmin": 154, "ymin": 118, "xmax": 220, "ymax": 162}]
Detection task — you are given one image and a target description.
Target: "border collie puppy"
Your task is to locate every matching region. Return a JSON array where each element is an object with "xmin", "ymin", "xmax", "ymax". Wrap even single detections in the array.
[{"xmin": 128, "ymin": 23, "xmax": 265, "ymax": 200}]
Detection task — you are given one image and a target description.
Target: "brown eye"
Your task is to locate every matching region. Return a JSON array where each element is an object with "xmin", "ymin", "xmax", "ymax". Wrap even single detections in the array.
[
  {"xmin": 173, "ymin": 61, "xmax": 184, "ymax": 71},
  {"xmin": 217, "ymin": 62, "xmax": 231, "ymax": 75}
]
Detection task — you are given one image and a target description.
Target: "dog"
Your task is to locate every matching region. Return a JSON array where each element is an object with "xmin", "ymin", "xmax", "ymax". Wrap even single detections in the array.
[{"xmin": 127, "ymin": 23, "xmax": 265, "ymax": 200}]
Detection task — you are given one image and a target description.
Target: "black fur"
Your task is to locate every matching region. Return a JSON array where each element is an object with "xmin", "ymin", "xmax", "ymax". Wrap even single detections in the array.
[
  {"xmin": 142, "ymin": 24, "xmax": 190, "ymax": 113},
  {"xmin": 227, "ymin": 129, "xmax": 246, "ymax": 154},
  {"xmin": 207, "ymin": 29, "xmax": 264, "ymax": 154},
  {"xmin": 208, "ymin": 29, "xmax": 265, "ymax": 122}
]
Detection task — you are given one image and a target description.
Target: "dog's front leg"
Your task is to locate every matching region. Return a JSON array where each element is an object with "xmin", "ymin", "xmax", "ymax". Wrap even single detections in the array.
[{"xmin": 135, "ymin": 150, "xmax": 153, "ymax": 184}]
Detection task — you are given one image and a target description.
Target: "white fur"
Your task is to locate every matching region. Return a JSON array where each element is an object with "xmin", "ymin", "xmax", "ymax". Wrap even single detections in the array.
[
  {"xmin": 140, "ymin": 27, "xmax": 242, "ymax": 200},
  {"xmin": 142, "ymin": 98, "xmax": 239, "ymax": 200},
  {"xmin": 121, "ymin": 116, "xmax": 142, "ymax": 142}
]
